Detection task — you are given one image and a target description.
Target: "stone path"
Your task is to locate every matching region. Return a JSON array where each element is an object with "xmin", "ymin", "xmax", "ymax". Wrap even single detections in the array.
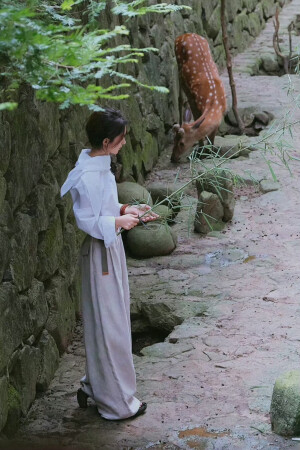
[
  {"xmin": 3, "ymin": 2, "xmax": 300, "ymax": 449},
  {"xmin": 233, "ymin": 0, "xmax": 300, "ymax": 75}
]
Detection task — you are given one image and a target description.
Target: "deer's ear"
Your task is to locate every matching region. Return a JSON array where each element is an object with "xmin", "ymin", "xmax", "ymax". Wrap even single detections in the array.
[
  {"xmin": 183, "ymin": 108, "xmax": 192, "ymax": 123},
  {"xmin": 192, "ymin": 117, "xmax": 205, "ymax": 130},
  {"xmin": 173, "ymin": 124, "xmax": 180, "ymax": 133}
]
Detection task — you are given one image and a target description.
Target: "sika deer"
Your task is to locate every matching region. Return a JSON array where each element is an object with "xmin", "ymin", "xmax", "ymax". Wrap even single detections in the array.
[{"xmin": 171, "ymin": 33, "xmax": 227, "ymax": 163}]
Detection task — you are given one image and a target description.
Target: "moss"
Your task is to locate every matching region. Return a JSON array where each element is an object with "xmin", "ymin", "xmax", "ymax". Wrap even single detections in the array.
[
  {"xmin": 141, "ymin": 132, "xmax": 158, "ymax": 173},
  {"xmin": 7, "ymin": 384, "xmax": 21, "ymax": 410}
]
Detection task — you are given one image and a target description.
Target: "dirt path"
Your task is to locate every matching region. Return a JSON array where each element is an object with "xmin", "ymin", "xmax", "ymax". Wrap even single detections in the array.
[{"xmin": 3, "ymin": 2, "xmax": 300, "ymax": 449}]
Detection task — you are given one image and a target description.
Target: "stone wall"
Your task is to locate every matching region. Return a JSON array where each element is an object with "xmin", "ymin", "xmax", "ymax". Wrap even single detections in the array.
[{"xmin": 0, "ymin": 0, "xmax": 286, "ymax": 434}]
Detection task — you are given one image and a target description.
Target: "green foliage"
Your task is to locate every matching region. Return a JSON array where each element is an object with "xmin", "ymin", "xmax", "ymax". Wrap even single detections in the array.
[
  {"xmin": 112, "ymin": 0, "xmax": 190, "ymax": 18},
  {"xmin": 7, "ymin": 383, "xmax": 21, "ymax": 409},
  {"xmin": 0, "ymin": 0, "xmax": 190, "ymax": 110}
]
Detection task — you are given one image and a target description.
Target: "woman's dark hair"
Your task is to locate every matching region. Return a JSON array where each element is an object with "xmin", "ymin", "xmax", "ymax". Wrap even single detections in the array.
[{"xmin": 85, "ymin": 108, "xmax": 128, "ymax": 148}]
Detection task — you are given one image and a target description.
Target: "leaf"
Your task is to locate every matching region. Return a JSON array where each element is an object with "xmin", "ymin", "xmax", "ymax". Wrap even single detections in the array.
[
  {"xmin": 61, "ymin": 0, "xmax": 75, "ymax": 11},
  {"xmin": 0, "ymin": 102, "xmax": 18, "ymax": 110},
  {"xmin": 267, "ymin": 160, "xmax": 278, "ymax": 182}
]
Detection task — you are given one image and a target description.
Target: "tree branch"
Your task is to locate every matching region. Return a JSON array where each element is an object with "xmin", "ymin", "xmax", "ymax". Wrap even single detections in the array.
[{"xmin": 220, "ymin": 0, "xmax": 244, "ymax": 135}]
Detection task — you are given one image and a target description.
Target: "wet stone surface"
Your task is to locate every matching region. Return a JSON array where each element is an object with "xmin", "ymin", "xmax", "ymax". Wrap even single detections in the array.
[{"xmin": 2, "ymin": 1, "xmax": 300, "ymax": 449}]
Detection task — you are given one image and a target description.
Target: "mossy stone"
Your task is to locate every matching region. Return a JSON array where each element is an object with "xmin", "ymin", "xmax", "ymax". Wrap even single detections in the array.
[
  {"xmin": 0, "ymin": 283, "xmax": 30, "ymax": 373},
  {"xmin": 247, "ymin": 11, "xmax": 263, "ymax": 36},
  {"xmin": 261, "ymin": 54, "xmax": 281, "ymax": 73},
  {"xmin": 194, "ymin": 191, "xmax": 225, "ymax": 234},
  {"xmin": 271, "ymin": 370, "xmax": 300, "ymax": 436},
  {"xmin": 214, "ymin": 135, "xmax": 252, "ymax": 159},
  {"xmin": 0, "ymin": 115, "xmax": 11, "ymax": 174},
  {"xmin": 119, "ymin": 134, "xmax": 135, "ymax": 180},
  {"xmin": 0, "ymin": 376, "xmax": 8, "ymax": 431},
  {"xmin": 153, "ymin": 205, "xmax": 173, "ymax": 223},
  {"xmin": 0, "ymin": 173, "xmax": 6, "ymax": 211},
  {"xmin": 2, "ymin": 383, "xmax": 21, "ymax": 437},
  {"xmin": 141, "ymin": 131, "xmax": 158, "ymax": 173},
  {"xmin": 59, "ymin": 222, "xmax": 78, "ymax": 281},
  {"xmin": 146, "ymin": 183, "xmax": 181, "ymax": 218},
  {"xmin": 0, "ymin": 229, "xmax": 10, "ymax": 281},
  {"xmin": 25, "ymin": 183, "xmax": 58, "ymax": 233},
  {"xmin": 36, "ymin": 330, "xmax": 60, "ymax": 392},
  {"xmin": 126, "ymin": 222, "xmax": 177, "ymax": 258},
  {"xmin": 232, "ymin": 11, "xmax": 251, "ymax": 52},
  {"xmin": 117, "ymin": 181, "xmax": 153, "ymax": 206},
  {"xmin": 10, "ymin": 213, "xmax": 38, "ymax": 292},
  {"xmin": 203, "ymin": 4, "xmax": 221, "ymax": 40},
  {"xmin": 36, "ymin": 208, "xmax": 63, "ymax": 281},
  {"xmin": 45, "ymin": 276, "xmax": 76, "ymax": 354},
  {"xmin": 196, "ymin": 169, "xmax": 235, "ymax": 222},
  {"xmin": 9, "ymin": 345, "xmax": 40, "ymax": 415},
  {"xmin": 262, "ymin": 0, "xmax": 277, "ymax": 19}
]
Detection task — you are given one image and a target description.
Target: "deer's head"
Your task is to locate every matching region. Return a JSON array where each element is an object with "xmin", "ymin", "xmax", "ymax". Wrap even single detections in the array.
[{"xmin": 171, "ymin": 119, "xmax": 205, "ymax": 163}]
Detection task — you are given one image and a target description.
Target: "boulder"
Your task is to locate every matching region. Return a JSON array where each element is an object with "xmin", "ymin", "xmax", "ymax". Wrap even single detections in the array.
[
  {"xmin": 0, "ymin": 376, "xmax": 8, "ymax": 431},
  {"xmin": 196, "ymin": 169, "xmax": 235, "ymax": 222},
  {"xmin": 262, "ymin": 0, "xmax": 277, "ymax": 19},
  {"xmin": 68, "ymin": 264, "xmax": 82, "ymax": 316},
  {"xmin": 0, "ymin": 201, "xmax": 13, "ymax": 231},
  {"xmin": 194, "ymin": 191, "xmax": 225, "ymax": 234},
  {"xmin": 4, "ymin": 85, "xmax": 50, "ymax": 211},
  {"xmin": 254, "ymin": 111, "xmax": 273, "ymax": 125},
  {"xmin": 0, "ymin": 173, "xmax": 6, "ymax": 211},
  {"xmin": 140, "ymin": 341, "xmax": 194, "ymax": 358},
  {"xmin": 117, "ymin": 181, "xmax": 153, "ymax": 206},
  {"xmin": 137, "ymin": 294, "xmax": 208, "ymax": 334},
  {"xmin": 270, "ymin": 370, "xmax": 300, "ymax": 436},
  {"xmin": 261, "ymin": 54, "xmax": 281, "ymax": 74},
  {"xmin": 20, "ymin": 278, "xmax": 49, "ymax": 339},
  {"xmin": 58, "ymin": 222, "xmax": 79, "ymax": 280},
  {"xmin": 214, "ymin": 135, "xmax": 253, "ymax": 159},
  {"xmin": 45, "ymin": 276, "xmax": 76, "ymax": 354},
  {"xmin": 260, "ymin": 180, "xmax": 280, "ymax": 193},
  {"xmin": 36, "ymin": 330, "xmax": 60, "ymax": 392},
  {"xmin": 126, "ymin": 222, "xmax": 177, "ymax": 258},
  {"xmin": 10, "ymin": 213, "xmax": 38, "ymax": 292},
  {"xmin": 226, "ymin": 107, "xmax": 257, "ymax": 128},
  {"xmin": 0, "ymin": 229, "xmax": 10, "ymax": 282},
  {"xmin": 9, "ymin": 345, "xmax": 40, "ymax": 415},
  {"xmin": 140, "ymin": 131, "xmax": 159, "ymax": 173},
  {"xmin": 36, "ymin": 207, "xmax": 64, "ymax": 281},
  {"xmin": 26, "ymin": 183, "xmax": 58, "ymax": 233},
  {"xmin": 0, "ymin": 283, "xmax": 29, "ymax": 373},
  {"xmin": 247, "ymin": 11, "xmax": 263, "ymax": 36},
  {"xmin": 146, "ymin": 182, "xmax": 181, "ymax": 218},
  {"xmin": 0, "ymin": 114, "xmax": 11, "ymax": 174},
  {"xmin": 153, "ymin": 205, "xmax": 174, "ymax": 224},
  {"xmin": 2, "ymin": 383, "xmax": 22, "ymax": 437}
]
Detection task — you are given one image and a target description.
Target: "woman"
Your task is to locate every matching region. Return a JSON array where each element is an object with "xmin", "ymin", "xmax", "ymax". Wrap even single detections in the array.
[{"xmin": 61, "ymin": 108, "xmax": 158, "ymax": 420}]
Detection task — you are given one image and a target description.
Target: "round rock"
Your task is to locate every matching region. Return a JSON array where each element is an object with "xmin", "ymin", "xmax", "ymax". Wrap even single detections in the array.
[
  {"xmin": 126, "ymin": 222, "xmax": 177, "ymax": 258},
  {"xmin": 270, "ymin": 370, "xmax": 300, "ymax": 436},
  {"xmin": 117, "ymin": 182, "xmax": 153, "ymax": 206}
]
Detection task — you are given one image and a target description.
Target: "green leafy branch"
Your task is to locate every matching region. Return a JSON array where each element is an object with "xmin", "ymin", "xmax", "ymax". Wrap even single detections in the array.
[{"xmin": 0, "ymin": 0, "xmax": 190, "ymax": 110}]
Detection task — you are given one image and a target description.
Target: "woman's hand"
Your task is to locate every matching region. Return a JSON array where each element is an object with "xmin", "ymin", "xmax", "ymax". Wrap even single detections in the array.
[
  {"xmin": 125, "ymin": 204, "xmax": 159, "ymax": 222},
  {"xmin": 115, "ymin": 214, "xmax": 139, "ymax": 230}
]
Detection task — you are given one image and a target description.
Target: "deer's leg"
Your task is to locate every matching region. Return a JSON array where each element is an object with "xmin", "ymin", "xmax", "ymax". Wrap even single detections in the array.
[
  {"xmin": 178, "ymin": 76, "xmax": 183, "ymax": 125},
  {"xmin": 204, "ymin": 129, "xmax": 218, "ymax": 157},
  {"xmin": 208, "ymin": 128, "xmax": 217, "ymax": 146}
]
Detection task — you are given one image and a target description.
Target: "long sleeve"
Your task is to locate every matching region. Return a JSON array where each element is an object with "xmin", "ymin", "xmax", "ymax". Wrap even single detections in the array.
[{"xmin": 71, "ymin": 171, "xmax": 118, "ymax": 248}]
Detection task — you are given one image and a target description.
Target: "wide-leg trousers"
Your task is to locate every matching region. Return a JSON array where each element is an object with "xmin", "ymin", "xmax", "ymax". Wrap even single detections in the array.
[{"xmin": 79, "ymin": 234, "xmax": 140, "ymax": 420}]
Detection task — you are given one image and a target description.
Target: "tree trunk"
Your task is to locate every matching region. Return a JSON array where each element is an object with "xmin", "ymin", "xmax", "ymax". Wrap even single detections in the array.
[{"xmin": 220, "ymin": 0, "xmax": 244, "ymax": 134}]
